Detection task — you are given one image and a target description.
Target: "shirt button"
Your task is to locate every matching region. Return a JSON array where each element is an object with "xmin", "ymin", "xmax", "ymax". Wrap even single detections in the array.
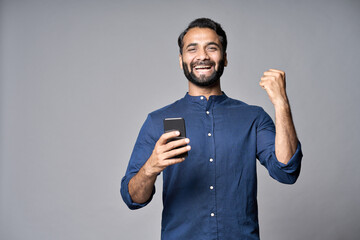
[
  {"xmin": 210, "ymin": 186, "xmax": 214, "ymax": 190},
  {"xmin": 206, "ymin": 111, "xmax": 210, "ymax": 115},
  {"xmin": 208, "ymin": 133, "xmax": 212, "ymax": 137},
  {"xmin": 209, "ymin": 158, "xmax": 214, "ymax": 162},
  {"xmin": 200, "ymin": 96, "xmax": 204, "ymax": 100},
  {"xmin": 211, "ymin": 213, "xmax": 215, "ymax": 217}
]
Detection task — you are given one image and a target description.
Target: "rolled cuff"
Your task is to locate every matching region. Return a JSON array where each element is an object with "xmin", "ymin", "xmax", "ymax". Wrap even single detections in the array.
[
  {"xmin": 120, "ymin": 174, "xmax": 155, "ymax": 210},
  {"xmin": 273, "ymin": 141, "xmax": 302, "ymax": 173}
]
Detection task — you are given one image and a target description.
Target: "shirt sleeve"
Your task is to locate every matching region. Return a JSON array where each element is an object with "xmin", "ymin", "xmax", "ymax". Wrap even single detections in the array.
[
  {"xmin": 120, "ymin": 114, "xmax": 157, "ymax": 209},
  {"xmin": 256, "ymin": 108, "xmax": 303, "ymax": 184}
]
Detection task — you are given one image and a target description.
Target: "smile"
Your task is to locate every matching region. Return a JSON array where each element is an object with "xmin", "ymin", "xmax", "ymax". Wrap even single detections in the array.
[{"xmin": 194, "ymin": 65, "xmax": 213, "ymax": 72}]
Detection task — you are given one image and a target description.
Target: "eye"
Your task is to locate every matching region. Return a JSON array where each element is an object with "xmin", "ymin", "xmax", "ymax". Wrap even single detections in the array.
[
  {"xmin": 207, "ymin": 46, "xmax": 218, "ymax": 51},
  {"xmin": 187, "ymin": 48, "xmax": 196, "ymax": 52}
]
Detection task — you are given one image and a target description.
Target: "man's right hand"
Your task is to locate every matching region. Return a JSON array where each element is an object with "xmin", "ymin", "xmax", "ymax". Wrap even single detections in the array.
[
  {"xmin": 128, "ymin": 131, "xmax": 191, "ymax": 204},
  {"xmin": 143, "ymin": 131, "xmax": 191, "ymax": 177}
]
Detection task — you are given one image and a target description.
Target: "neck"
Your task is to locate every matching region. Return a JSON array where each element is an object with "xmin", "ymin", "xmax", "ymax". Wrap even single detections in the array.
[{"xmin": 188, "ymin": 80, "xmax": 222, "ymax": 100}]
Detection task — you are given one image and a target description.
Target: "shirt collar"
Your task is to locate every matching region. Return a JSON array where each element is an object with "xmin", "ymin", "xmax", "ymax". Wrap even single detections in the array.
[{"xmin": 184, "ymin": 91, "xmax": 228, "ymax": 104}]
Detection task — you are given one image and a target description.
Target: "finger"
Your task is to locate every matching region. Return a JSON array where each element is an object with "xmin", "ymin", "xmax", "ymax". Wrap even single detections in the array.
[
  {"xmin": 268, "ymin": 69, "xmax": 285, "ymax": 78},
  {"xmin": 163, "ymin": 157, "xmax": 186, "ymax": 167},
  {"xmin": 259, "ymin": 82, "xmax": 267, "ymax": 90},
  {"xmin": 269, "ymin": 68, "xmax": 284, "ymax": 74},
  {"xmin": 263, "ymin": 71, "xmax": 281, "ymax": 78},
  {"xmin": 164, "ymin": 145, "xmax": 191, "ymax": 159},
  {"xmin": 164, "ymin": 138, "xmax": 190, "ymax": 152},
  {"xmin": 262, "ymin": 73, "xmax": 285, "ymax": 88},
  {"xmin": 158, "ymin": 131, "xmax": 180, "ymax": 145},
  {"xmin": 259, "ymin": 79, "xmax": 271, "ymax": 90},
  {"xmin": 260, "ymin": 76, "xmax": 275, "ymax": 81},
  {"xmin": 259, "ymin": 79, "xmax": 266, "ymax": 87},
  {"xmin": 260, "ymin": 77, "xmax": 273, "ymax": 87}
]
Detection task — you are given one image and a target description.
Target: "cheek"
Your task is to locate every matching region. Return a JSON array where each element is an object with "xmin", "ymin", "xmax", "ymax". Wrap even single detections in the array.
[
  {"xmin": 183, "ymin": 54, "xmax": 196, "ymax": 65},
  {"xmin": 182, "ymin": 61, "xmax": 192, "ymax": 72},
  {"xmin": 184, "ymin": 59, "xmax": 194, "ymax": 69},
  {"xmin": 214, "ymin": 56, "xmax": 224, "ymax": 69}
]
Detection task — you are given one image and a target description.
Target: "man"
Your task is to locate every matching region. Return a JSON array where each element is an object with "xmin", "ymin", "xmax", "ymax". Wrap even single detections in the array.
[{"xmin": 121, "ymin": 18, "xmax": 302, "ymax": 240}]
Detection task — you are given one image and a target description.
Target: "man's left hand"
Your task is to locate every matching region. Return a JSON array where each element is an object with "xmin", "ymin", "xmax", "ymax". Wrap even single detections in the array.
[{"xmin": 259, "ymin": 69, "xmax": 289, "ymax": 107}]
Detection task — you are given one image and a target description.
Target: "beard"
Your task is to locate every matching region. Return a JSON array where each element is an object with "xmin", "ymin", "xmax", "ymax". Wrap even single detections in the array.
[{"xmin": 182, "ymin": 59, "xmax": 225, "ymax": 87}]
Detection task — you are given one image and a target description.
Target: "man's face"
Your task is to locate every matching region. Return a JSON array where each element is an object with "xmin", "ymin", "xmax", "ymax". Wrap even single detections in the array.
[{"xmin": 179, "ymin": 27, "xmax": 227, "ymax": 87}]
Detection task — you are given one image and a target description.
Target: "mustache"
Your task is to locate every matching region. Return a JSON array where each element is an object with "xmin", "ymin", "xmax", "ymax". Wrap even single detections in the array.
[{"xmin": 190, "ymin": 60, "xmax": 215, "ymax": 68}]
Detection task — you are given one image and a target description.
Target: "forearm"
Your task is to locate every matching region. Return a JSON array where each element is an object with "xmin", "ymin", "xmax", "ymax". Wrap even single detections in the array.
[
  {"xmin": 128, "ymin": 162, "xmax": 157, "ymax": 204},
  {"xmin": 127, "ymin": 131, "xmax": 190, "ymax": 204},
  {"xmin": 274, "ymin": 99, "xmax": 298, "ymax": 164}
]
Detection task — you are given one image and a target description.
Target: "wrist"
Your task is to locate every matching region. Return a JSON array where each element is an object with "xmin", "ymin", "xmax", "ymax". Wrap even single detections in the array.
[
  {"xmin": 274, "ymin": 101, "xmax": 290, "ymax": 110},
  {"xmin": 142, "ymin": 161, "xmax": 158, "ymax": 178},
  {"xmin": 273, "ymin": 96, "xmax": 290, "ymax": 110}
]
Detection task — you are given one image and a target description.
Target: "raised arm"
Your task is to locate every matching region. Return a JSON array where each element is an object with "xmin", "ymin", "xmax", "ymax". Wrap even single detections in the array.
[{"xmin": 259, "ymin": 69, "xmax": 298, "ymax": 165}]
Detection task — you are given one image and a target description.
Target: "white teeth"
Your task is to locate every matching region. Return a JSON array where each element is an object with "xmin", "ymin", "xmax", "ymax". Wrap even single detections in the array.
[{"xmin": 195, "ymin": 66, "xmax": 211, "ymax": 69}]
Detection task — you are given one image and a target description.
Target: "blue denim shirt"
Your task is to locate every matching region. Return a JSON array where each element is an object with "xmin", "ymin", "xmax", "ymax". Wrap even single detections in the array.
[{"xmin": 121, "ymin": 92, "xmax": 302, "ymax": 240}]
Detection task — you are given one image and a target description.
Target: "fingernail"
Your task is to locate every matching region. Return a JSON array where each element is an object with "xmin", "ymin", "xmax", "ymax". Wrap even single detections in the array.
[
  {"xmin": 186, "ymin": 145, "xmax": 191, "ymax": 150},
  {"xmin": 175, "ymin": 131, "xmax": 180, "ymax": 135},
  {"xmin": 185, "ymin": 138, "xmax": 190, "ymax": 143}
]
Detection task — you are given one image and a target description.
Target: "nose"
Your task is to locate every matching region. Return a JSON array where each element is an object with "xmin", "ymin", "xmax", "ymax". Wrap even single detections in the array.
[{"xmin": 196, "ymin": 48, "xmax": 209, "ymax": 61}]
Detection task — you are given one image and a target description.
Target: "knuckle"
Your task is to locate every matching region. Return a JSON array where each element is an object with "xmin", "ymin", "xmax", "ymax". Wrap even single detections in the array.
[
  {"xmin": 163, "ymin": 152, "xmax": 171, "ymax": 159},
  {"xmin": 158, "ymin": 154, "xmax": 166, "ymax": 161},
  {"xmin": 163, "ymin": 161, "xmax": 171, "ymax": 167}
]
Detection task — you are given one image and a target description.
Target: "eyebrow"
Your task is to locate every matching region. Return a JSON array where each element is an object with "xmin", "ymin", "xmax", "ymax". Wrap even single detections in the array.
[
  {"xmin": 185, "ymin": 42, "xmax": 221, "ymax": 49},
  {"xmin": 207, "ymin": 42, "xmax": 221, "ymax": 48},
  {"xmin": 185, "ymin": 43, "xmax": 198, "ymax": 49}
]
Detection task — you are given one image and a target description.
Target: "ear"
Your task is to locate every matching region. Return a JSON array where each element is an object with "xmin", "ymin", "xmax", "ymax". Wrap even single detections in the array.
[
  {"xmin": 224, "ymin": 53, "xmax": 228, "ymax": 67},
  {"xmin": 179, "ymin": 54, "xmax": 183, "ymax": 69}
]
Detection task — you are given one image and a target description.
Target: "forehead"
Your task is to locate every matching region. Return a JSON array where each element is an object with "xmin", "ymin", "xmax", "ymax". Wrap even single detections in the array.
[{"xmin": 183, "ymin": 27, "xmax": 221, "ymax": 46}]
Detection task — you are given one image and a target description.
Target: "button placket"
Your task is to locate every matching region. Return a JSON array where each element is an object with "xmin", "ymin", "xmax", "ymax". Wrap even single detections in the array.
[{"xmin": 206, "ymin": 101, "xmax": 217, "ymax": 224}]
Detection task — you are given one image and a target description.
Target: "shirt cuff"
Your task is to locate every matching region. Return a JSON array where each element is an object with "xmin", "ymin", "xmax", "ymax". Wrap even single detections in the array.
[
  {"xmin": 273, "ymin": 141, "xmax": 303, "ymax": 174},
  {"xmin": 120, "ymin": 174, "xmax": 156, "ymax": 210}
]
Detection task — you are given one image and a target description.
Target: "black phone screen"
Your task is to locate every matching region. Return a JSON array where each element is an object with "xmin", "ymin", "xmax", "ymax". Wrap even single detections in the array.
[{"xmin": 163, "ymin": 118, "xmax": 188, "ymax": 158}]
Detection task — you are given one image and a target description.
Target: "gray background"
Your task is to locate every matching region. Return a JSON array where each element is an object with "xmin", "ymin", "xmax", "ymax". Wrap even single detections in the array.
[{"xmin": 1, "ymin": 0, "xmax": 360, "ymax": 239}]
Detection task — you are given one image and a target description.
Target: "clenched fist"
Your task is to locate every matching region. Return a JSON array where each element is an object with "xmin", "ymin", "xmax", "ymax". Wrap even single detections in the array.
[{"xmin": 260, "ymin": 69, "xmax": 289, "ymax": 107}]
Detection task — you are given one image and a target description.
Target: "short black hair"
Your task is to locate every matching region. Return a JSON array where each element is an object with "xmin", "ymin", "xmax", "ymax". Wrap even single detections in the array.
[{"xmin": 178, "ymin": 18, "xmax": 227, "ymax": 55}]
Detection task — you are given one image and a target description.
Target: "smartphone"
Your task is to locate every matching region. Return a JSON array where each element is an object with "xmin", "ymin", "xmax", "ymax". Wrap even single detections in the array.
[{"xmin": 163, "ymin": 117, "xmax": 188, "ymax": 158}]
